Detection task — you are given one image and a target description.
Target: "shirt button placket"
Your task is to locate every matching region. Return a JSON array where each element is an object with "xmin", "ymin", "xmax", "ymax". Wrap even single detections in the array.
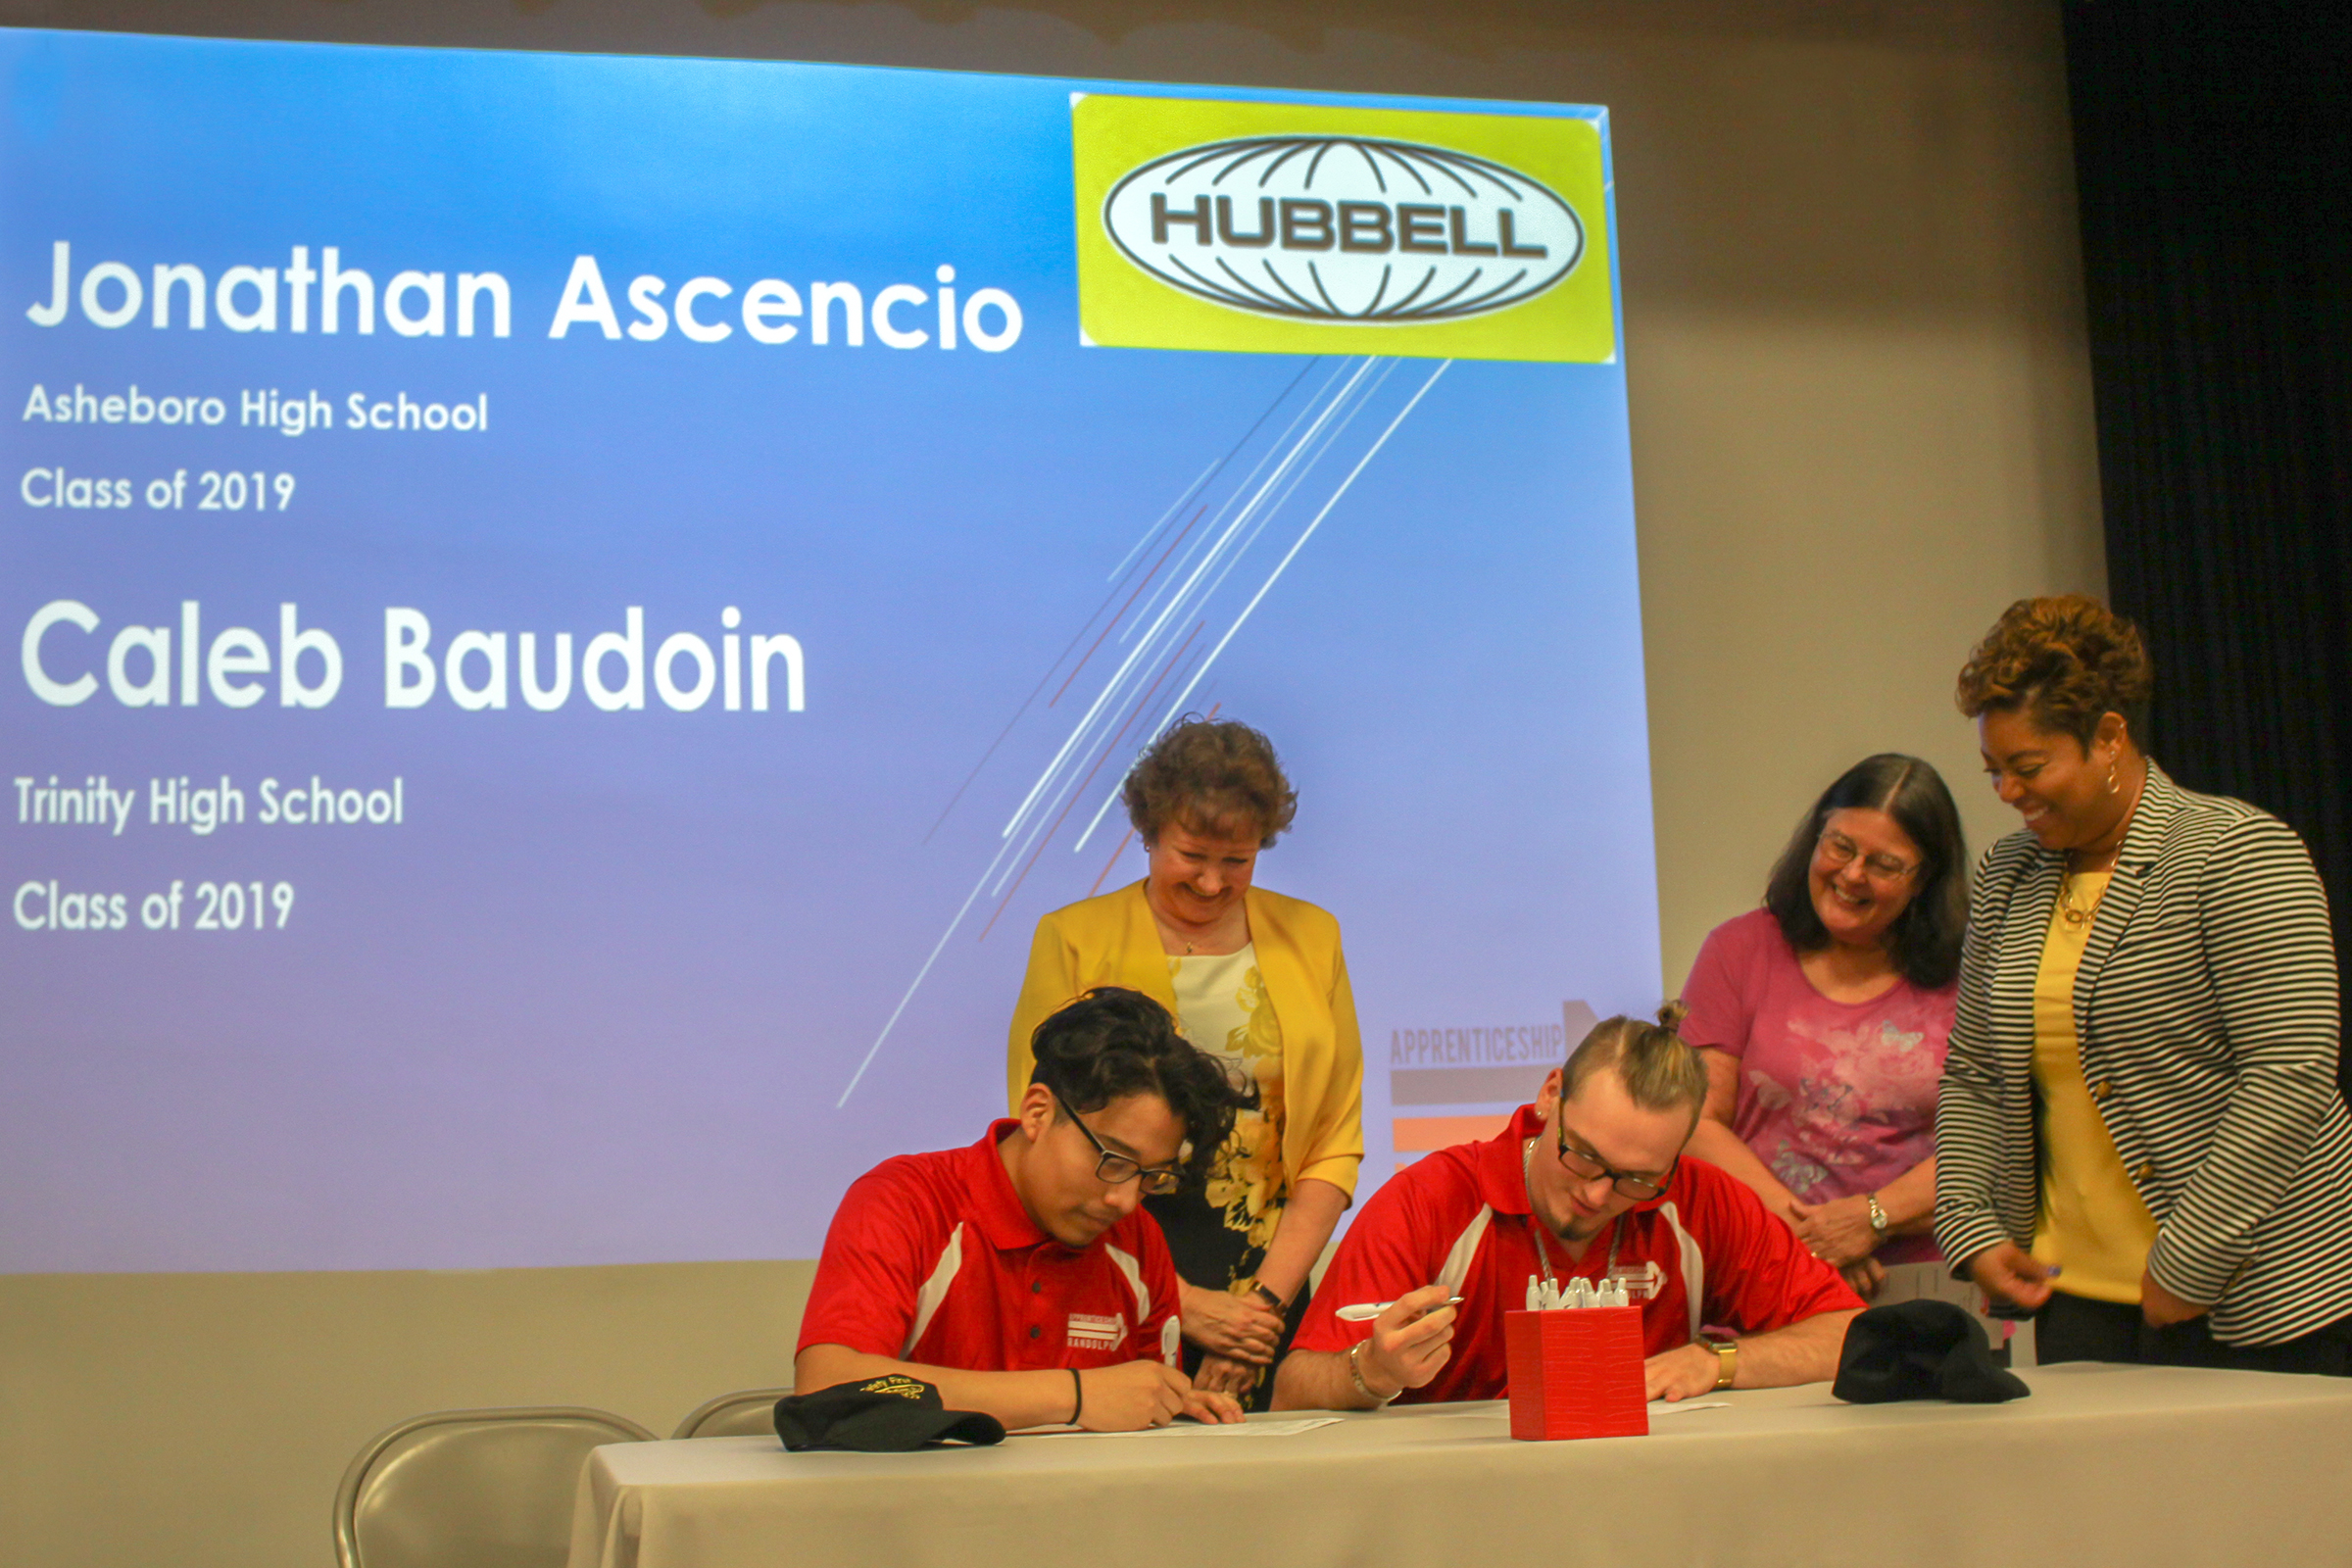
[{"xmin": 1029, "ymin": 1253, "xmax": 1049, "ymax": 1345}]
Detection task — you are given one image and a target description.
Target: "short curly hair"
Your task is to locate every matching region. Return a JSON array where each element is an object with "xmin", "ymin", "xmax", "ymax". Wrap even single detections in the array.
[
  {"xmin": 1121, "ymin": 716, "xmax": 1298, "ymax": 848},
  {"xmin": 1026, "ymin": 987, "xmax": 1253, "ymax": 1192},
  {"xmin": 1955, "ymin": 595, "xmax": 2154, "ymax": 750}
]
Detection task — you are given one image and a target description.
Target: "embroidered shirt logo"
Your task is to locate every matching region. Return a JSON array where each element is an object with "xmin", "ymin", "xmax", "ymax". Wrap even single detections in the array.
[{"xmin": 1066, "ymin": 1312, "xmax": 1126, "ymax": 1348}]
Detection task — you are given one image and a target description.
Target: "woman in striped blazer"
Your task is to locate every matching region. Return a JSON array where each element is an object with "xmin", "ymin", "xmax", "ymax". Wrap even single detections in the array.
[{"xmin": 1936, "ymin": 596, "xmax": 2352, "ymax": 1371}]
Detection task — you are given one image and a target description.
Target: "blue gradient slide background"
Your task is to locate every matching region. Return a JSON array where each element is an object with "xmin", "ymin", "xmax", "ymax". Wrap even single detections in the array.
[{"xmin": 0, "ymin": 30, "xmax": 1657, "ymax": 1271}]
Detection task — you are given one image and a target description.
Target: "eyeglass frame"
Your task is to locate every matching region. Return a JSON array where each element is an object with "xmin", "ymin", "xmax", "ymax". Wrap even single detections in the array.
[
  {"xmin": 1049, "ymin": 1085, "xmax": 1185, "ymax": 1196},
  {"xmin": 1555, "ymin": 1114, "xmax": 1676, "ymax": 1203},
  {"xmin": 1814, "ymin": 825, "xmax": 1919, "ymax": 884}
]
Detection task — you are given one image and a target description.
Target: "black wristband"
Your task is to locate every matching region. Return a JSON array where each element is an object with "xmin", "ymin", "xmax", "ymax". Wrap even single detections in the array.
[{"xmin": 1069, "ymin": 1367, "xmax": 1084, "ymax": 1425}]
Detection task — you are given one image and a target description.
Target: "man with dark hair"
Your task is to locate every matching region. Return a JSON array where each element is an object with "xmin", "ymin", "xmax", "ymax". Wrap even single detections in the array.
[
  {"xmin": 1274, "ymin": 1009, "xmax": 1863, "ymax": 1411},
  {"xmin": 796, "ymin": 987, "xmax": 1253, "ymax": 1430}
]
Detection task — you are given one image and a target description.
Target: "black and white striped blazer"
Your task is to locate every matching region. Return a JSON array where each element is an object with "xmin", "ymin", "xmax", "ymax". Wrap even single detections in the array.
[{"xmin": 1935, "ymin": 762, "xmax": 2352, "ymax": 1344}]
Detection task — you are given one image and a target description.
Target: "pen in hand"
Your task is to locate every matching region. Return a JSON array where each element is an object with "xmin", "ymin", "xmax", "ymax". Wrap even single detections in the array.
[{"xmin": 1335, "ymin": 1295, "xmax": 1464, "ymax": 1322}]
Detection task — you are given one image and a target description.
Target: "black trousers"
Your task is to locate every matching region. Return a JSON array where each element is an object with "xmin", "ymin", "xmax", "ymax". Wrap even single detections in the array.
[
  {"xmin": 1145, "ymin": 1188, "xmax": 1310, "ymax": 1413},
  {"xmin": 2037, "ymin": 1291, "xmax": 2352, "ymax": 1376}
]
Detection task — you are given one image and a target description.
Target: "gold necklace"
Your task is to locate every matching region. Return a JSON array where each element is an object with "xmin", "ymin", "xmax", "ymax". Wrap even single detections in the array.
[
  {"xmin": 2060, "ymin": 762, "xmax": 2144, "ymax": 928},
  {"xmin": 2058, "ymin": 874, "xmax": 2102, "ymax": 928},
  {"xmin": 1521, "ymin": 1138, "xmax": 1622, "ymax": 1283}
]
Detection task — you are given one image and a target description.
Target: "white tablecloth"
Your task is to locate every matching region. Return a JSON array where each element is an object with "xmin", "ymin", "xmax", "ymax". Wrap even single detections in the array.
[{"xmin": 569, "ymin": 1364, "xmax": 2352, "ymax": 1568}]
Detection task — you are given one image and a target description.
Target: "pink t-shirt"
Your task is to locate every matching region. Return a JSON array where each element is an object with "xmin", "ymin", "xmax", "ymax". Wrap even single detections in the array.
[{"xmin": 1680, "ymin": 907, "xmax": 1953, "ymax": 1264}]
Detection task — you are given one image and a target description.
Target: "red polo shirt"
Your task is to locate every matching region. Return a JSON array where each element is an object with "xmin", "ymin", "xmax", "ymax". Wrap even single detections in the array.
[
  {"xmin": 798, "ymin": 1120, "xmax": 1184, "ymax": 1373},
  {"xmin": 1294, "ymin": 1104, "xmax": 1862, "ymax": 1404}
]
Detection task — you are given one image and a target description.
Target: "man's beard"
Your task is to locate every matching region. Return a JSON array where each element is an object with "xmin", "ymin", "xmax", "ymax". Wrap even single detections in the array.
[{"xmin": 1540, "ymin": 1199, "xmax": 1610, "ymax": 1247}]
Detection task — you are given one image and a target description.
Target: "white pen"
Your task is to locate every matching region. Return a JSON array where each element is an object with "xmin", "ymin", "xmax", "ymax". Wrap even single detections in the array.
[{"xmin": 1334, "ymin": 1295, "xmax": 1465, "ymax": 1322}]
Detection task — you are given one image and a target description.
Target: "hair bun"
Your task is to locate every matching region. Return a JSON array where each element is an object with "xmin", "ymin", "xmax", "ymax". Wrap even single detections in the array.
[{"xmin": 1655, "ymin": 1000, "xmax": 1690, "ymax": 1035}]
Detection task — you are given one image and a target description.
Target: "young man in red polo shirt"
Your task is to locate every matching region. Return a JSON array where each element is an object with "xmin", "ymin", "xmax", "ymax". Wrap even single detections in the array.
[
  {"xmin": 797, "ymin": 987, "xmax": 1253, "ymax": 1431},
  {"xmin": 1275, "ymin": 1006, "xmax": 1862, "ymax": 1410}
]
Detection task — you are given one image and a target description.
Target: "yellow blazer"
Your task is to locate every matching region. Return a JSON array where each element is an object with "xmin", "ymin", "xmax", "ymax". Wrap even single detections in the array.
[{"xmin": 1007, "ymin": 880, "xmax": 1365, "ymax": 1200}]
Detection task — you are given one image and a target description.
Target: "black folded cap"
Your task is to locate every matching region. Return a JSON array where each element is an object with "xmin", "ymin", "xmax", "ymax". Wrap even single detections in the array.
[
  {"xmin": 1834, "ymin": 1299, "xmax": 2031, "ymax": 1404},
  {"xmin": 773, "ymin": 1375, "xmax": 1008, "ymax": 1452}
]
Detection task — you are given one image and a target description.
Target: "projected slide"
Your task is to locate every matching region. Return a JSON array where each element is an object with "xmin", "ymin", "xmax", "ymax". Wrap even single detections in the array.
[{"xmin": 1, "ymin": 30, "xmax": 1657, "ymax": 1271}]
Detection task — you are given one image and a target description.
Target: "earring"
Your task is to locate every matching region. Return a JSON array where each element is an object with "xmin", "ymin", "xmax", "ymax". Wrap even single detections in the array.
[{"xmin": 2105, "ymin": 756, "xmax": 2119, "ymax": 796}]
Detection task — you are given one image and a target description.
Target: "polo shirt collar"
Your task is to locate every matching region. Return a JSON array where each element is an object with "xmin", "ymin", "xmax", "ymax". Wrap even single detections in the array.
[
  {"xmin": 1476, "ymin": 1103, "xmax": 1548, "ymax": 1215},
  {"xmin": 966, "ymin": 1119, "xmax": 1050, "ymax": 1250}
]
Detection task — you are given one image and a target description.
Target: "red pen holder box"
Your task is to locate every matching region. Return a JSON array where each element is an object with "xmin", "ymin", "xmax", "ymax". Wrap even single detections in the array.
[{"xmin": 1504, "ymin": 1306, "xmax": 1648, "ymax": 1441}]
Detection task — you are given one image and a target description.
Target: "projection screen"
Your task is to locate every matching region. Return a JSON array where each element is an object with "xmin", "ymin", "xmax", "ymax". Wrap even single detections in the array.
[{"xmin": 2, "ymin": 28, "xmax": 1658, "ymax": 1271}]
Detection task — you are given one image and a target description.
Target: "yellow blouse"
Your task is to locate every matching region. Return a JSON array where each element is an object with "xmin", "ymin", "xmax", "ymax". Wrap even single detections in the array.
[
  {"xmin": 1007, "ymin": 881, "xmax": 1364, "ymax": 1200},
  {"xmin": 2030, "ymin": 870, "xmax": 2159, "ymax": 1302}
]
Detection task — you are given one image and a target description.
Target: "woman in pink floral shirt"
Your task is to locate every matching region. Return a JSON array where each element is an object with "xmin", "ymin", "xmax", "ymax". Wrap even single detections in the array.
[{"xmin": 1679, "ymin": 755, "xmax": 1967, "ymax": 1298}]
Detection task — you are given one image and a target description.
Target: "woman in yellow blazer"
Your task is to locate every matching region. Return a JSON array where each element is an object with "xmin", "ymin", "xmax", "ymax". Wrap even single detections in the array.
[{"xmin": 1009, "ymin": 718, "xmax": 1364, "ymax": 1409}]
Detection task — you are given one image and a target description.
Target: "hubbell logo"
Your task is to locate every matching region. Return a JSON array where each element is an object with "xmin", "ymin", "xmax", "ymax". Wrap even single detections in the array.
[
  {"xmin": 1074, "ymin": 95, "xmax": 1616, "ymax": 364},
  {"xmin": 1101, "ymin": 136, "xmax": 1586, "ymax": 325}
]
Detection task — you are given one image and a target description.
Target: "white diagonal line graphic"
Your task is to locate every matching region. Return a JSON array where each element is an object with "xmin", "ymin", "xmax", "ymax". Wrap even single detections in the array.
[
  {"xmin": 996, "ymin": 358, "xmax": 1377, "ymax": 843},
  {"xmin": 1120, "ymin": 356, "xmax": 1357, "ymax": 645},
  {"xmin": 1152, "ymin": 360, "xmax": 1452, "ymax": 740},
  {"xmin": 1075, "ymin": 358, "xmax": 1451, "ymax": 852},
  {"xmin": 840, "ymin": 356, "xmax": 1446, "ymax": 1105}
]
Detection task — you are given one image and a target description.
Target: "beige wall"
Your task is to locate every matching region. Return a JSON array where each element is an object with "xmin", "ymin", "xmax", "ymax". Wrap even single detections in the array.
[{"xmin": 0, "ymin": 1, "xmax": 2102, "ymax": 1563}]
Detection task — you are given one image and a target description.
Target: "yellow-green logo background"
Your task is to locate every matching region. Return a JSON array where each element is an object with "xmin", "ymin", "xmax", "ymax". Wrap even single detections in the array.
[{"xmin": 1073, "ymin": 94, "xmax": 1614, "ymax": 364}]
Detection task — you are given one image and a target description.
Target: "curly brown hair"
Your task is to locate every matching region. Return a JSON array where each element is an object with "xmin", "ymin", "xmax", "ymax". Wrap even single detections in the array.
[
  {"xmin": 1122, "ymin": 716, "xmax": 1298, "ymax": 848},
  {"xmin": 1954, "ymin": 594, "xmax": 2154, "ymax": 750},
  {"xmin": 1027, "ymin": 987, "xmax": 1253, "ymax": 1192}
]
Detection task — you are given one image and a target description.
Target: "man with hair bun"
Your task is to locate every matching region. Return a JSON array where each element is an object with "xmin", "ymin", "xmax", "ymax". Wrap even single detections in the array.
[
  {"xmin": 797, "ymin": 987, "xmax": 1254, "ymax": 1430},
  {"xmin": 1274, "ymin": 1007, "xmax": 1863, "ymax": 1410}
]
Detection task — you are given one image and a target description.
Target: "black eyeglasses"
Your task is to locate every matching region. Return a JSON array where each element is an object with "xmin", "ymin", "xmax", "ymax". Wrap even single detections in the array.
[
  {"xmin": 1051, "ymin": 1087, "xmax": 1184, "ymax": 1196},
  {"xmin": 1556, "ymin": 1117, "xmax": 1675, "ymax": 1202}
]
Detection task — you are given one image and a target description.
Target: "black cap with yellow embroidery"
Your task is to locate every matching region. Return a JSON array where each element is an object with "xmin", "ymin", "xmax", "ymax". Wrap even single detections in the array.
[{"xmin": 772, "ymin": 1375, "xmax": 1008, "ymax": 1451}]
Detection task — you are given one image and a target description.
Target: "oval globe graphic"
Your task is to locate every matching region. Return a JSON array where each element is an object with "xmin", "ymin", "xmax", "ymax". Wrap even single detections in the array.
[{"xmin": 1102, "ymin": 136, "xmax": 1585, "ymax": 324}]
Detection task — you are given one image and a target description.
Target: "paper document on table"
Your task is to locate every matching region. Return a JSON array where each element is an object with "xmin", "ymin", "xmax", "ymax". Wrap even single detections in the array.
[
  {"xmin": 1645, "ymin": 1400, "xmax": 1729, "ymax": 1416},
  {"xmin": 1036, "ymin": 1418, "xmax": 1344, "ymax": 1439}
]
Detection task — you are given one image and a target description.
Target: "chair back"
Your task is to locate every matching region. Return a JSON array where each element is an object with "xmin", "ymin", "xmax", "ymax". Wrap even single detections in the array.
[
  {"xmin": 670, "ymin": 1388, "xmax": 791, "ymax": 1441},
  {"xmin": 333, "ymin": 1405, "xmax": 656, "ymax": 1568}
]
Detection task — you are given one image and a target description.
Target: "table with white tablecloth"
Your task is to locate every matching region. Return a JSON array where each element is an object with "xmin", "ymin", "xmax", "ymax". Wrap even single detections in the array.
[{"xmin": 568, "ymin": 1364, "xmax": 2352, "ymax": 1568}]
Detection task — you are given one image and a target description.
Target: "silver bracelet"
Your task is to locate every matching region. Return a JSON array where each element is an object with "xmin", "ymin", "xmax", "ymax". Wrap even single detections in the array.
[{"xmin": 1348, "ymin": 1340, "xmax": 1396, "ymax": 1407}]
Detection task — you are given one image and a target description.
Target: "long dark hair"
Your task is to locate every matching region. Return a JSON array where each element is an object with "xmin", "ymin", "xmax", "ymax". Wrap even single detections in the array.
[{"xmin": 1762, "ymin": 755, "xmax": 1967, "ymax": 989}]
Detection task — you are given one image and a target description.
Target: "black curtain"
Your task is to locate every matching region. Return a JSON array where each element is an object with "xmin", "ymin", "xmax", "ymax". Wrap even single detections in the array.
[{"xmin": 2064, "ymin": 2, "xmax": 2352, "ymax": 1098}]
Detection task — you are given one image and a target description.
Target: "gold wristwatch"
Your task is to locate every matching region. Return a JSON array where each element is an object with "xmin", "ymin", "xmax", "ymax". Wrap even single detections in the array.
[
  {"xmin": 1234, "ymin": 1276, "xmax": 1287, "ymax": 1312},
  {"xmin": 1704, "ymin": 1336, "xmax": 1738, "ymax": 1390}
]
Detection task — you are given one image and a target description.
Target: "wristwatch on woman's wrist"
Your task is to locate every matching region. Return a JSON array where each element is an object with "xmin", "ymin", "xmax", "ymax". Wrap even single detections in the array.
[
  {"xmin": 1237, "ymin": 1277, "xmax": 1287, "ymax": 1312},
  {"xmin": 1865, "ymin": 1192, "xmax": 1889, "ymax": 1237}
]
